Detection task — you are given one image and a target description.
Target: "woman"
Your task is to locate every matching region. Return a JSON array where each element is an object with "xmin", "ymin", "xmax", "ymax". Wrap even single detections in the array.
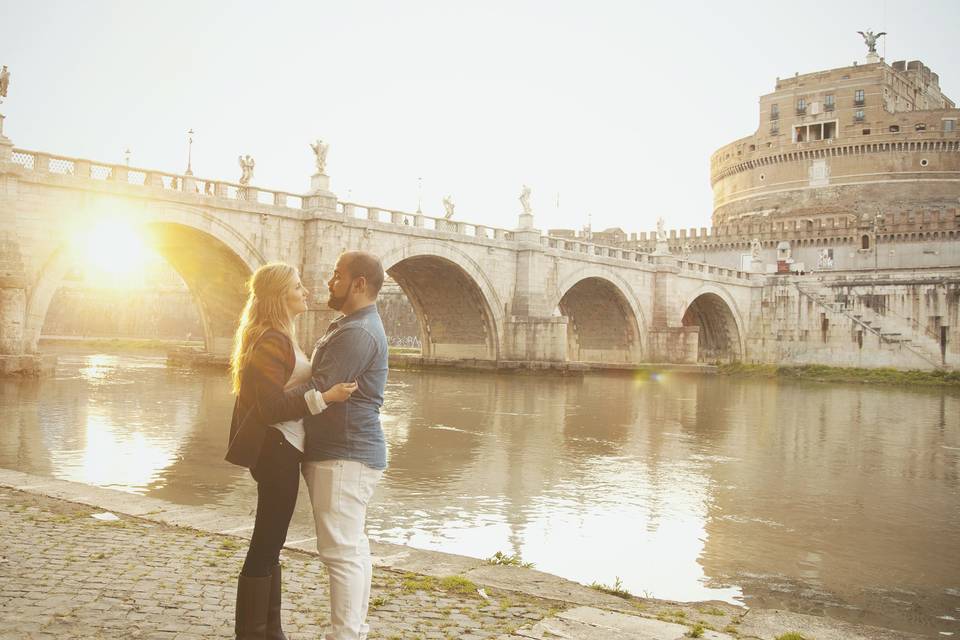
[{"xmin": 225, "ymin": 262, "xmax": 356, "ymax": 640}]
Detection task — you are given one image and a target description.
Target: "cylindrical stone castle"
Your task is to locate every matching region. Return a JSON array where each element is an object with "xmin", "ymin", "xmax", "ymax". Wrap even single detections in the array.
[{"xmin": 710, "ymin": 58, "xmax": 960, "ymax": 227}]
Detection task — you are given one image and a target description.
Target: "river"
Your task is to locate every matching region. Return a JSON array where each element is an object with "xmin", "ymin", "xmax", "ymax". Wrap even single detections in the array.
[{"xmin": 1, "ymin": 348, "xmax": 958, "ymax": 637}]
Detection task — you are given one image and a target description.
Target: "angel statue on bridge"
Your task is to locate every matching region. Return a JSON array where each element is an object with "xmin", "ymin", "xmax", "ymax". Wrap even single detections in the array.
[
  {"xmin": 309, "ymin": 139, "xmax": 329, "ymax": 175},
  {"xmin": 0, "ymin": 65, "xmax": 10, "ymax": 103},
  {"xmin": 519, "ymin": 184, "xmax": 532, "ymax": 215},
  {"xmin": 857, "ymin": 30, "xmax": 886, "ymax": 55},
  {"xmin": 238, "ymin": 155, "xmax": 255, "ymax": 186},
  {"xmin": 442, "ymin": 195, "xmax": 455, "ymax": 219}
]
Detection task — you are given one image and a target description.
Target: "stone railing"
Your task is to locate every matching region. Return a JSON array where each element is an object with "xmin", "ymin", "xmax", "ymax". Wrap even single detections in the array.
[
  {"xmin": 8, "ymin": 148, "xmax": 305, "ymax": 210},
  {"xmin": 5, "ymin": 147, "xmax": 752, "ymax": 276},
  {"xmin": 540, "ymin": 235, "xmax": 750, "ymax": 279},
  {"xmin": 675, "ymin": 259, "xmax": 750, "ymax": 280},
  {"xmin": 335, "ymin": 201, "xmax": 515, "ymax": 242}
]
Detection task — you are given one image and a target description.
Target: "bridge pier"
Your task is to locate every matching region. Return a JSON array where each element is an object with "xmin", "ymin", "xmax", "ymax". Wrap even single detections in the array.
[
  {"xmin": 0, "ymin": 253, "xmax": 54, "ymax": 375},
  {"xmin": 502, "ymin": 316, "xmax": 568, "ymax": 362},
  {"xmin": 647, "ymin": 253, "xmax": 700, "ymax": 364}
]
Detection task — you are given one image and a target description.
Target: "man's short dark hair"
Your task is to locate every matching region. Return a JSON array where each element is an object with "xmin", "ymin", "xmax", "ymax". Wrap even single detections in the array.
[{"xmin": 342, "ymin": 251, "xmax": 385, "ymax": 297}]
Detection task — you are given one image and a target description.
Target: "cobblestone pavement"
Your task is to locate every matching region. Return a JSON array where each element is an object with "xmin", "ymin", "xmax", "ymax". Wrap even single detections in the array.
[{"xmin": 0, "ymin": 487, "xmax": 559, "ymax": 640}]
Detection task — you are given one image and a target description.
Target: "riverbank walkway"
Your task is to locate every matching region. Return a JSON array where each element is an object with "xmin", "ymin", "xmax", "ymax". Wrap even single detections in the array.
[{"xmin": 0, "ymin": 469, "xmax": 922, "ymax": 640}]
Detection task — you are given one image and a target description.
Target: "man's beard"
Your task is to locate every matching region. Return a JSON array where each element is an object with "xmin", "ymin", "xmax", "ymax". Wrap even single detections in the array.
[{"xmin": 327, "ymin": 292, "xmax": 346, "ymax": 310}]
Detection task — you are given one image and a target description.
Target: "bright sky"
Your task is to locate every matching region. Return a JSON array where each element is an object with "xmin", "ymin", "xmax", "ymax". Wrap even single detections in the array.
[{"xmin": 3, "ymin": 0, "xmax": 958, "ymax": 235}]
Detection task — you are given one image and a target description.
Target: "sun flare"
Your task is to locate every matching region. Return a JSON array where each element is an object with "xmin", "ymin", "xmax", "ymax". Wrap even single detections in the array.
[{"xmin": 73, "ymin": 220, "xmax": 157, "ymax": 288}]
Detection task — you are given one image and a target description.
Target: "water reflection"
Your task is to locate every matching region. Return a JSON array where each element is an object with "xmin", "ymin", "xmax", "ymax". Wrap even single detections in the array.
[{"xmin": 1, "ymin": 350, "xmax": 958, "ymax": 637}]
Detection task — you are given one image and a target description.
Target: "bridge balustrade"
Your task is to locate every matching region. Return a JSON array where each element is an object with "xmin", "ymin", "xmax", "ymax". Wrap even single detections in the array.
[{"xmin": 8, "ymin": 147, "xmax": 753, "ymax": 277}]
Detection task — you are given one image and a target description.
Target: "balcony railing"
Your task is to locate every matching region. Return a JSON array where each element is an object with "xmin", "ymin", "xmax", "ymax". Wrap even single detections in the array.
[
  {"xmin": 853, "ymin": 99, "xmax": 865, "ymax": 107},
  {"xmin": 824, "ymin": 103, "xmax": 835, "ymax": 111},
  {"xmin": 795, "ymin": 107, "xmax": 807, "ymax": 115}
]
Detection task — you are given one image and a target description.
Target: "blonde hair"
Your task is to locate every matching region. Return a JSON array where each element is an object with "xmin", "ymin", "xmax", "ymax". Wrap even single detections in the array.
[{"xmin": 229, "ymin": 262, "xmax": 298, "ymax": 395}]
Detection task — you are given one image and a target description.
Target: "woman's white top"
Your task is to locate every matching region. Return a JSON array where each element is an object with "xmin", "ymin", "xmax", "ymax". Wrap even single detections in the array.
[{"xmin": 271, "ymin": 347, "xmax": 313, "ymax": 452}]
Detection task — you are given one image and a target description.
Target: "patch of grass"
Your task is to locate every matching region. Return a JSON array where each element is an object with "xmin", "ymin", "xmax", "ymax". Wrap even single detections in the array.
[
  {"xmin": 439, "ymin": 575, "xmax": 478, "ymax": 595},
  {"xmin": 719, "ymin": 362, "xmax": 960, "ymax": 387},
  {"xmin": 371, "ymin": 595, "xmax": 389, "ymax": 608},
  {"xmin": 485, "ymin": 550, "xmax": 535, "ymax": 568},
  {"xmin": 589, "ymin": 576, "xmax": 632, "ymax": 599},
  {"xmin": 775, "ymin": 634, "xmax": 810, "ymax": 640},
  {"xmin": 698, "ymin": 606, "xmax": 726, "ymax": 616},
  {"xmin": 401, "ymin": 573, "xmax": 438, "ymax": 593},
  {"xmin": 686, "ymin": 623, "xmax": 705, "ymax": 638},
  {"xmin": 219, "ymin": 538, "xmax": 242, "ymax": 550}
]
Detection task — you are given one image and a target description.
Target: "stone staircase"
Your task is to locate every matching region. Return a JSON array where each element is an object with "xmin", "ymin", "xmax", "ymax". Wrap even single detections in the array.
[{"xmin": 794, "ymin": 284, "xmax": 948, "ymax": 370}]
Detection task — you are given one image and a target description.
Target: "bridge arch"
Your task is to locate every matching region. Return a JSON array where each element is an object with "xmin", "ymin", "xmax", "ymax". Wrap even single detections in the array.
[
  {"xmin": 25, "ymin": 204, "xmax": 264, "ymax": 356},
  {"xmin": 380, "ymin": 242, "xmax": 503, "ymax": 361},
  {"xmin": 551, "ymin": 268, "xmax": 644, "ymax": 364},
  {"xmin": 680, "ymin": 284, "xmax": 745, "ymax": 363}
]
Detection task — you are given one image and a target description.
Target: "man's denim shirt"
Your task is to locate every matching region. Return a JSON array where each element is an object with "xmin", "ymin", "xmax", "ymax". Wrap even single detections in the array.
[{"xmin": 304, "ymin": 304, "xmax": 388, "ymax": 470}]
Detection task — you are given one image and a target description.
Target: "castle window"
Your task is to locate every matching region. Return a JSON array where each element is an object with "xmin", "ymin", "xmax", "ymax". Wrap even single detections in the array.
[
  {"xmin": 862, "ymin": 128, "xmax": 871, "ymax": 135},
  {"xmin": 915, "ymin": 123, "xmax": 926, "ymax": 131},
  {"xmin": 854, "ymin": 109, "xmax": 865, "ymax": 122},
  {"xmin": 771, "ymin": 104, "xmax": 779, "ymax": 120},
  {"xmin": 824, "ymin": 95, "xmax": 835, "ymax": 111},
  {"xmin": 854, "ymin": 89, "xmax": 865, "ymax": 106},
  {"xmin": 943, "ymin": 119, "xmax": 956, "ymax": 132},
  {"xmin": 889, "ymin": 125, "xmax": 900, "ymax": 133},
  {"xmin": 796, "ymin": 98, "xmax": 806, "ymax": 115},
  {"xmin": 861, "ymin": 234, "xmax": 871, "ymax": 250}
]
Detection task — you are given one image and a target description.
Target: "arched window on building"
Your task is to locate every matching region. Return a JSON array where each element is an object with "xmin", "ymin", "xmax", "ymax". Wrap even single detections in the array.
[{"xmin": 861, "ymin": 234, "xmax": 871, "ymax": 250}]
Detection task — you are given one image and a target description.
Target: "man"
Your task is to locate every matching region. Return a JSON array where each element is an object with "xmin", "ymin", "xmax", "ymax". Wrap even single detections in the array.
[{"xmin": 295, "ymin": 250, "xmax": 388, "ymax": 640}]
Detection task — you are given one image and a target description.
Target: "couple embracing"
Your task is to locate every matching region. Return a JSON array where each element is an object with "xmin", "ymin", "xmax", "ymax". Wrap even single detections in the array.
[{"xmin": 225, "ymin": 251, "xmax": 388, "ymax": 640}]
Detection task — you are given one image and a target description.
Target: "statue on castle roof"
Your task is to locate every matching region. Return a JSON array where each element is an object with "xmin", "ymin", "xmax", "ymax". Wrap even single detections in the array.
[
  {"xmin": 442, "ymin": 195, "xmax": 455, "ymax": 219},
  {"xmin": 857, "ymin": 30, "xmax": 886, "ymax": 55},
  {"xmin": 0, "ymin": 65, "xmax": 9, "ymax": 102},
  {"xmin": 309, "ymin": 139, "xmax": 329, "ymax": 175}
]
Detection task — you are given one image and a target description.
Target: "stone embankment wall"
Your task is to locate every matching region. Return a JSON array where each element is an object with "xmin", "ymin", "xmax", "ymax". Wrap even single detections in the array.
[
  {"xmin": 42, "ymin": 288, "xmax": 203, "ymax": 340},
  {"xmin": 750, "ymin": 272, "xmax": 959, "ymax": 370}
]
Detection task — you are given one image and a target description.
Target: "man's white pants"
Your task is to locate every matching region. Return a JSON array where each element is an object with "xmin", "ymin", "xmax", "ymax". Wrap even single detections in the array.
[{"xmin": 302, "ymin": 459, "xmax": 383, "ymax": 640}]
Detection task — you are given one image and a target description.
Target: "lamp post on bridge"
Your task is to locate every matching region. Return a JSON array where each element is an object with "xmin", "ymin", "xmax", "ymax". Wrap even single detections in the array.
[{"xmin": 417, "ymin": 176, "xmax": 422, "ymax": 214}]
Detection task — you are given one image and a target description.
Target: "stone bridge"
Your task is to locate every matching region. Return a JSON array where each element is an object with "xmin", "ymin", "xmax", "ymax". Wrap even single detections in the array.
[{"xmin": 0, "ymin": 142, "xmax": 760, "ymax": 373}]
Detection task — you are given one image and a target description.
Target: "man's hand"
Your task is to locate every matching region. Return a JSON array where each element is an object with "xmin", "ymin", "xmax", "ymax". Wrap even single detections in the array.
[{"xmin": 323, "ymin": 381, "xmax": 358, "ymax": 404}]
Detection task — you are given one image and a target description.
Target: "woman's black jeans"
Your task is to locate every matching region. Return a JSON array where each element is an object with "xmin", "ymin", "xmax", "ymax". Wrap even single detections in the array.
[{"xmin": 241, "ymin": 427, "xmax": 302, "ymax": 577}]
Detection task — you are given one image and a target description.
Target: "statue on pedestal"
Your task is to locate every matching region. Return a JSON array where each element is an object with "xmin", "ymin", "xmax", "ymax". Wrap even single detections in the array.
[
  {"xmin": 817, "ymin": 248, "xmax": 834, "ymax": 270},
  {"xmin": 656, "ymin": 217, "xmax": 667, "ymax": 242},
  {"xmin": 238, "ymin": 155, "xmax": 255, "ymax": 185},
  {"xmin": 519, "ymin": 184, "xmax": 532, "ymax": 215},
  {"xmin": 309, "ymin": 139, "xmax": 329, "ymax": 175},
  {"xmin": 751, "ymin": 238, "xmax": 762, "ymax": 260},
  {"xmin": 442, "ymin": 195, "xmax": 455, "ymax": 219},
  {"xmin": 857, "ymin": 30, "xmax": 886, "ymax": 55},
  {"xmin": 0, "ymin": 65, "xmax": 9, "ymax": 103}
]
